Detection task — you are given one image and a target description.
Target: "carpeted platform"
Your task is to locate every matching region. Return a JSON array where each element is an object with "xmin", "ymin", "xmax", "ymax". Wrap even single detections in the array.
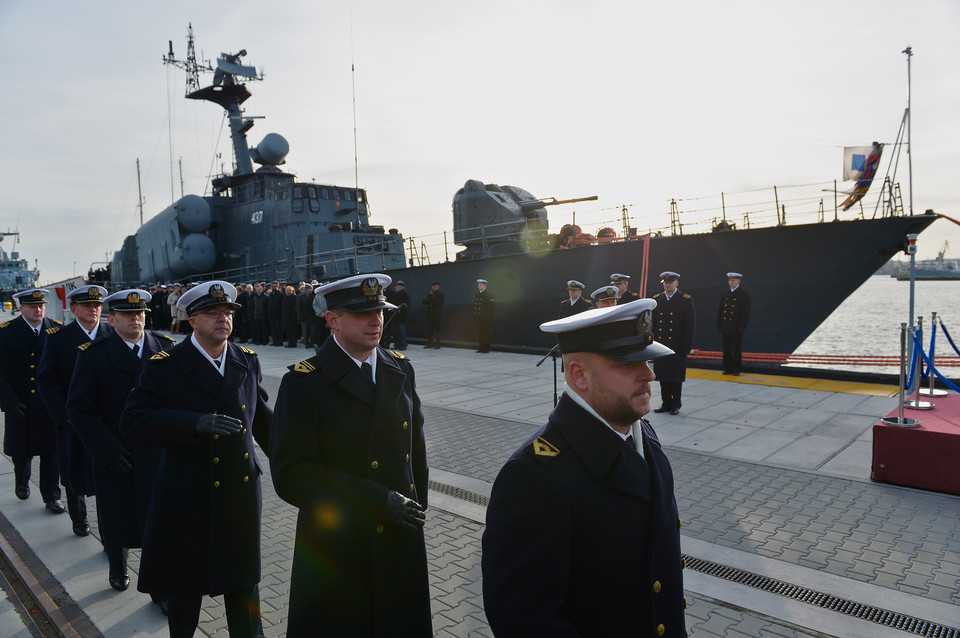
[{"xmin": 872, "ymin": 392, "xmax": 960, "ymax": 495}]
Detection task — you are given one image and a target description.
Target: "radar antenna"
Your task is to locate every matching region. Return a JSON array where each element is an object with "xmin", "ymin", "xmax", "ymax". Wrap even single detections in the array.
[{"xmin": 164, "ymin": 23, "xmax": 212, "ymax": 96}]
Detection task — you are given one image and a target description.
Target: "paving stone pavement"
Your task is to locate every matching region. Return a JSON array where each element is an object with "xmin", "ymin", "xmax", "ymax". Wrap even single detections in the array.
[{"xmin": 1, "ymin": 339, "xmax": 959, "ymax": 637}]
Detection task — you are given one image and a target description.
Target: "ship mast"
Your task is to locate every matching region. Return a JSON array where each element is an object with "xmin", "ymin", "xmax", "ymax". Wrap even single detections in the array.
[{"xmin": 903, "ymin": 46, "xmax": 913, "ymax": 215}]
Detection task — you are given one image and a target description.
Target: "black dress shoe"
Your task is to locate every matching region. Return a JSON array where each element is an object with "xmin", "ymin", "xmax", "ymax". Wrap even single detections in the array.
[
  {"xmin": 669, "ymin": 409, "xmax": 680, "ymax": 415},
  {"xmin": 15, "ymin": 485, "xmax": 29, "ymax": 500},
  {"xmin": 45, "ymin": 500, "xmax": 66, "ymax": 514},
  {"xmin": 73, "ymin": 522, "xmax": 91, "ymax": 537},
  {"xmin": 653, "ymin": 406, "xmax": 669, "ymax": 413},
  {"xmin": 109, "ymin": 574, "xmax": 130, "ymax": 591}
]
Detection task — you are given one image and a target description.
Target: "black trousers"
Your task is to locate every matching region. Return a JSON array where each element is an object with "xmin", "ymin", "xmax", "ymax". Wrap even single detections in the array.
[
  {"xmin": 722, "ymin": 333, "xmax": 743, "ymax": 373},
  {"xmin": 426, "ymin": 315, "xmax": 441, "ymax": 346},
  {"xmin": 13, "ymin": 454, "xmax": 60, "ymax": 502},
  {"xmin": 659, "ymin": 381, "xmax": 684, "ymax": 410},
  {"xmin": 476, "ymin": 319, "xmax": 491, "ymax": 352},
  {"xmin": 167, "ymin": 584, "xmax": 264, "ymax": 638}
]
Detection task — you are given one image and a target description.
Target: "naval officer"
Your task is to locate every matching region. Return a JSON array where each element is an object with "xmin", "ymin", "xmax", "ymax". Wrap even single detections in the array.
[
  {"xmin": 68, "ymin": 289, "xmax": 175, "ymax": 603},
  {"xmin": 120, "ymin": 280, "xmax": 272, "ymax": 638},
  {"xmin": 0, "ymin": 289, "xmax": 63, "ymax": 511},
  {"xmin": 474, "ymin": 278, "xmax": 495, "ymax": 353},
  {"xmin": 37, "ymin": 284, "xmax": 112, "ymax": 536},
  {"xmin": 717, "ymin": 272, "xmax": 750, "ymax": 375},
  {"xmin": 591, "ymin": 284, "xmax": 619, "ymax": 309},
  {"xmin": 557, "ymin": 280, "xmax": 592, "ymax": 318},
  {"xmin": 652, "ymin": 271, "xmax": 696, "ymax": 415},
  {"xmin": 270, "ymin": 273, "xmax": 432, "ymax": 637},
  {"xmin": 482, "ymin": 300, "xmax": 687, "ymax": 638},
  {"xmin": 611, "ymin": 272, "xmax": 640, "ymax": 304}
]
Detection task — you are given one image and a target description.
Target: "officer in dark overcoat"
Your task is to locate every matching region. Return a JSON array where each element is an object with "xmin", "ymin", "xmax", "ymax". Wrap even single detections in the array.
[
  {"xmin": 422, "ymin": 280, "xmax": 444, "ymax": 348},
  {"xmin": 38, "ymin": 284, "xmax": 111, "ymax": 535},
  {"xmin": 716, "ymin": 272, "xmax": 751, "ymax": 375},
  {"xmin": 474, "ymin": 278, "xmax": 495, "ymax": 353},
  {"xmin": 0, "ymin": 289, "xmax": 63, "ymax": 511},
  {"xmin": 611, "ymin": 272, "xmax": 640, "ymax": 304},
  {"xmin": 557, "ymin": 280, "xmax": 593, "ymax": 318},
  {"xmin": 482, "ymin": 300, "xmax": 687, "ymax": 638},
  {"xmin": 68, "ymin": 289, "xmax": 175, "ymax": 603},
  {"xmin": 652, "ymin": 271, "xmax": 696, "ymax": 415},
  {"xmin": 120, "ymin": 280, "xmax": 272, "ymax": 638},
  {"xmin": 270, "ymin": 273, "xmax": 432, "ymax": 638}
]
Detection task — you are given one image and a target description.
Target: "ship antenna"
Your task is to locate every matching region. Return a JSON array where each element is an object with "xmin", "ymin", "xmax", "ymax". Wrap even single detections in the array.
[
  {"xmin": 351, "ymin": 11, "xmax": 362, "ymax": 227},
  {"xmin": 902, "ymin": 45, "xmax": 913, "ymax": 215}
]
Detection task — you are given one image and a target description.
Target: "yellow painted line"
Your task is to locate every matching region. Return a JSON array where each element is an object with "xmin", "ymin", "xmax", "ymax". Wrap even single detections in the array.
[{"xmin": 686, "ymin": 368, "xmax": 899, "ymax": 397}]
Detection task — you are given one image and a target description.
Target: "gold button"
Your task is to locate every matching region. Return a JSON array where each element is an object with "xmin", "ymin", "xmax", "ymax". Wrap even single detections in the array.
[
  {"xmin": 212, "ymin": 434, "xmax": 219, "ymax": 440},
  {"xmin": 376, "ymin": 524, "xmax": 384, "ymax": 534},
  {"xmin": 241, "ymin": 405, "xmax": 246, "ymax": 412},
  {"xmin": 409, "ymin": 483, "xmax": 415, "ymax": 493},
  {"xmin": 657, "ymin": 624, "xmax": 665, "ymax": 636},
  {"xmin": 30, "ymin": 389, "xmax": 35, "ymax": 394},
  {"xmin": 242, "ymin": 428, "xmax": 247, "ymax": 435},
  {"xmin": 371, "ymin": 461, "xmax": 379, "ymax": 470},
  {"xmin": 243, "ymin": 476, "xmax": 249, "ymax": 483},
  {"xmin": 401, "ymin": 421, "xmax": 408, "ymax": 430},
  {"xmin": 29, "ymin": 377, "xmax": 34, "ymax": 381},
  {"xmin": 214, "ymin": 481, "xmax": 220, "ymax": 488},
  {"xmin": 244, "ymin": 453, "xmax": 249, "ymax": 459},
  {"xmin": 677, "ymin": 518, "xmax": 682, "ymax": 530},
  {"xmin": 213, "ymin": 457, "xmax": 220, "ymax": 464},
  {"xmin": 681, "ymin": 558, "xmax": 686, "ymax": 569},
  {"xmin": 653, "ymin": 580, "xmax": 661, "ymax": 593},
  {"xmin": 29, "ymin": 365, "xmax": 34, "ymax": 369},
  {"xmin": 404, "ymin": 454, "xmax": 410, "ymax": 462},
  {"xmin": 684, "ymin": 598, "xmax": 688, "ymax": 609}
]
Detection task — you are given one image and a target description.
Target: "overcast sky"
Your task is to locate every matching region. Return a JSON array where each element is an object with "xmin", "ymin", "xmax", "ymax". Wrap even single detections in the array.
[{"xmin": 2, "ymin": 0, "xmax": 957, "ymax": 284}]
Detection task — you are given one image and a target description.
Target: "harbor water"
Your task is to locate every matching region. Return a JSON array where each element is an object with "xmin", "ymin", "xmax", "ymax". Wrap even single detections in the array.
[{"xmin": 791, "ymin": 275, "xmax": 960, "ymax": 375}]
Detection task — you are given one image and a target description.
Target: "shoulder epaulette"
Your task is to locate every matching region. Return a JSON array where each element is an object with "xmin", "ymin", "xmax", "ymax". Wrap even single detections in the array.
[
  {"xmin": 683, "ymin": 293, "xmax": 692, "ymax": 299},
  {"xmin": 46, "ymin": 326, "xmax": 61, "ymax": 335},
  {"xmin": 239, "ymin": 346, "xmax": 257, "ymax": 356},
  {"xmin": 150, "ymin": 350, "xmax": 172, "ymax": 361},
  {"xmin": 0, "ymin": 321, "xmax": 9, "ymax": 329},
  {"xmin": 524, "ymin": 431, "xmax": 568, "ymax": 464},
  {"xmin": 388, "ymin": 350, "xmax": 407, "ymax": 360},
  {"xmin": 289, "ymin": 358, "xmax": 318, "ymax": 374},
  {"xmin": 584, "ymin": 299, "xmax": 593, "ymax": 304},
  {"xmin": 652, "ymin": 293, "xmax": 661, "ymax": 299},
  {"xmin": 156, "ymin": 333, "xmax": 175, "ymax": 342},
  {"xmin": 53, "ymin": 319, "xmax": 63, "ymax": 325}
]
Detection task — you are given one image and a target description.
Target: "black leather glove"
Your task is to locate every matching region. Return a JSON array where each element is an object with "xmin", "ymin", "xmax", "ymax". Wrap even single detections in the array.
[
  {"xmin": 383, "ymin": 491, "xmax": 426, "ymax": 531},
  {"xmin": 10, "ymin": 402, "xmax": 27, "ymax": 421},
  {"xmin": 105, "ymin": 454, "xmax": 133, "ymax": 476},
  {"xmin": 195, "ymin": 414, "xmax": 243, "ymax": 437}
]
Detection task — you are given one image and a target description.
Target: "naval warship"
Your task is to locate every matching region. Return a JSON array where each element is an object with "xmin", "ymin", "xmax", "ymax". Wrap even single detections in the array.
[
  {"xmin": 105, "ymin": 30, "xmax": 938, "ymax": 357},
  {"xmin": 0, "ymin": 233, "xmax": 38, "ymax": 304}
]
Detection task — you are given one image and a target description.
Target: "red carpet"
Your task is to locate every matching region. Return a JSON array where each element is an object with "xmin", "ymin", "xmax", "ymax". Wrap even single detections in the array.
[{"xmin": 872, "ymin": 393, "xmax": 960, "ymax": 495}]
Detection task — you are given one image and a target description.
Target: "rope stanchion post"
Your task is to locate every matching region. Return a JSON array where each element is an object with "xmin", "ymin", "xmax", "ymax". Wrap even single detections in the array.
[
  {"xmin": 882, "ymin": 323, "xmax": 920, "ymax": 427},
  {"xmin": 920, "ymin": 312, "xmax": 948, "ymax": 397},
  {"xmin": 905, "ymin": 318, "xmax": 935, "ymax": 410}
]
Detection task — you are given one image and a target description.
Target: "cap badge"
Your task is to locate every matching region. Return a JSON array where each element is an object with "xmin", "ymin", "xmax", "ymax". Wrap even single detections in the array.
[
  {"xmin": 127, "ymin": 292, "xmax": 141, "ymax": 304},
  {"xmin": 210, "ymin": 283, "xmax": 226, "ymax": 300},
  {"xmin": 31, "ymin": 291, "xmax": 42, "ymax": 300},
  {"xmin": 637, "ymin": 310, "xmax": 653, "ymax": 340},
  {"xmin": 361, "ymin": 277, "xmax": 381, "ymax": 299},
  {"xmin": 89, "ymin": 289, "xmax": 102, "ymax": 300}
]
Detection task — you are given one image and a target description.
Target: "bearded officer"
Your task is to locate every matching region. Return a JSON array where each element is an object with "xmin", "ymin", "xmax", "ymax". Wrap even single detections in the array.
[
  {"xmin": 610, "ymin": 273, "xmax": 639, "ymax": 304},
  {"xmin": 482, "ymin": 300, "xmax": 687, "ymax": 638},
  {"xmin": 652, "ymin": 271, "xmax": 696, "ymax": 415},
  {"xmin": 37, "ymin": 284, "xmax": 111, "ymax": 535},
  {"xmin": 0, "ymin": 289, "xmax": 63, "ymax": 511},
  {"xmin": 557, "ymin": 280, "xmax": 592, "ymax": 319},
  {"xmin": 120, "ymin": 280, "xmax": 272, "ymax": 638},
  {"xmin": 270, "ymin": 273, "xmax": 432, "ymax": 637},
  {"xmin": 68, "ymin": 289, "xmax": 175, "ymax": 606}
]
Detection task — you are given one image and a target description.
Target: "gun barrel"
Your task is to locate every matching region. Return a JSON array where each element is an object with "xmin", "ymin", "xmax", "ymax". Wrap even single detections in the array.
[{"xmin": 518, "ymin": 195, "xmax": 599, "ymax": 210}]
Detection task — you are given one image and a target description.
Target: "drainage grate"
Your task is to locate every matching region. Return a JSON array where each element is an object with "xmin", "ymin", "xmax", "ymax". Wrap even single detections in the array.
[
  {"xmin": 429, "ymin": 481, "xmax": 489, "ymax": 506},
  {"xmin": 684, "ymin": 555, "xmax": 960, "ymax": 638}
]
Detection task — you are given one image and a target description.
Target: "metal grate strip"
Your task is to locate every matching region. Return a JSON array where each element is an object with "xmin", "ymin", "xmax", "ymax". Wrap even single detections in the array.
[
  {"xmin": 683, "ymin": 555, "xmax": 960, "ymax": 638},
  {"xmin": 429, "ymin": 480, "xmax": 489, "ymax": 506}
]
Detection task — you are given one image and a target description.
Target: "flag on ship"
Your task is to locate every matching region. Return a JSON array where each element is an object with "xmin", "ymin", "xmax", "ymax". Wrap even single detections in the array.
[{"xmin": 840, "ymin": 142, "xmax": 882, "ymax": 211}]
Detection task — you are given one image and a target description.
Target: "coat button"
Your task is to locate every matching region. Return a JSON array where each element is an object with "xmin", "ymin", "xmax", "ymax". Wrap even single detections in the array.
[
  {"xmin": 244, "ymin": 453, "xmax": 249, "ymax": 460},
  {"xmin": 677, "ymin": 518, "xmax": 682, "ymax": 530},
  {"xmin": 401, "ymin": 421, "xmax": 408, "ymax": 430},
  {"xmin": 212, "ymin": 434, "xmax": 219, "ymax": 440},
  {"xmin": 653, "ymin": 580, "xmax": 661, "ymax": 593},
  {"xmin": 409, "ymin": 483, "xmax": 415, "ymax": 493},
  {"xmin": 404, "ymin": 454, "xmax": 410, "ymax": 462},
  {"xmin": 376, "ymin": 524, "xmax": 384, "ymax": 534},
  {"xmin": 29, "ymin": 377, "xmax": 34, "ymax": 381},
  {"xmin": 681, "ymin": 557, "xmax": 686, "ymax": 569},
  {"xmin": 242, "ymin": 428, "xmax": 247, "ymax": 435},
  {"xmin": 214, "ymin": 481, "xmax": 220, "ymax": 488},
  {"xmin": 657, "ymin": 624, "xmax": 665, "ymax": 636},
  {"xmin": 30, "ymin": 389, "xmax": 35, "ymax": 394},
  {"xmin": 684, "ymin": 598, "xmax": 688, "ymax": 609},
  {"xmin": 371, "ymin": 461, "xmax": 379, "ymax": 470},
  {"xmin": 29, "ymin": 365, "xmax": 34, "ymax": 369},
  {"xmin": 241, "ymin": 405, "xmax": 246, "ymax": 412},
  {"xmin": 213, "ymin": 457, "xmax": 220, "ymax": 464},
  {"xmin": 243, "ymin": 476, "xmax": 249, "ymax": 482}
]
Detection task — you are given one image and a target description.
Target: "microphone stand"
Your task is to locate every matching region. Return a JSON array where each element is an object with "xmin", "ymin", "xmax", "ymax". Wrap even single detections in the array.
[{"xmin": 536, "ymin": 344, "xmax": 560, "ymax": 406}]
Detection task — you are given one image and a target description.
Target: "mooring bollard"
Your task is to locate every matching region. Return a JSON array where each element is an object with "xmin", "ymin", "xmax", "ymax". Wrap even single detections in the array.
[{"xmin": 882, "ymin": 323, "xmax": 920, "ymax": 427}]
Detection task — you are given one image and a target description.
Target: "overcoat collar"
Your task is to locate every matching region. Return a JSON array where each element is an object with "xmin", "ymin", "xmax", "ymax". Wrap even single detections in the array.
[
  {"xmin": 316, "ymin": 337, "xmax": 406, "ymax": 414},
  {"xmin": 172, "ymin": 338, "xmax": 249, "ymax": 401}
]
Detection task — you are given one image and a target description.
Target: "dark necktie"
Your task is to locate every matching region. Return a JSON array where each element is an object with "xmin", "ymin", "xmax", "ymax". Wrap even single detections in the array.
[
  {"xmin": 625, "ymin": 434, "xmax": 635, "ymax": 448},
  {"xmin": 34, "ymin": 327, "xmax": 40, "ymax": 336},
  {"xmin": 213, "ymin": 358, "xmax": 221, "ymax": 368},
  {"xmin": 132, "ymin": 344, "xmax": 140, "ymax": 357},
  {"xmin": 361, "ymin": 361, "xmax": 374, "ymax": 385}
]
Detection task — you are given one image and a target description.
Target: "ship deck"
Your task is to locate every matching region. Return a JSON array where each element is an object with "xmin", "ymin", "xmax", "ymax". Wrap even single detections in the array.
[{"xmin": 0, "ymin": 326, "xmax": 958, "ymax": 637}]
